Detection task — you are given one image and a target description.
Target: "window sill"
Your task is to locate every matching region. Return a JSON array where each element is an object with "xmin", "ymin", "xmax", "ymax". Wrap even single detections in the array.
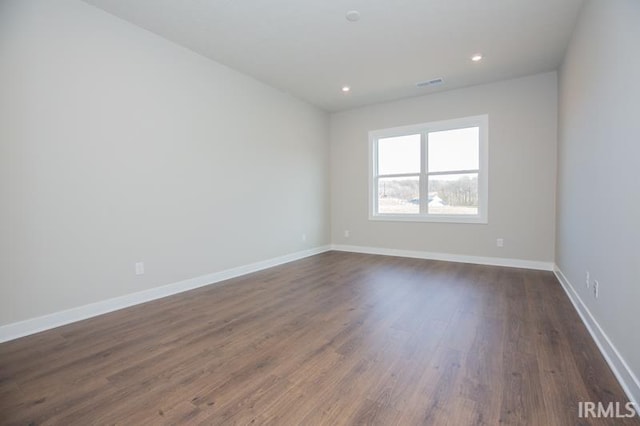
[{"xmin": 369, "ymin": 214, "xmax": 488, "ymax": 224}]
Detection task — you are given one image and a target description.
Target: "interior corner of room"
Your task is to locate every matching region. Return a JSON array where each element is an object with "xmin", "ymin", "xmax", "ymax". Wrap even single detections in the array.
[{"xmin": 0, "ymin": 0, "xmax": 638, "ymax": 422}]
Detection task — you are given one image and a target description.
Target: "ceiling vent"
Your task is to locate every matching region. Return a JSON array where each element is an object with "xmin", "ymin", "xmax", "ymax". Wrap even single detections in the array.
[{"xmin": 416, "ymin": 78, "xmax": 444, "ymax": 88}]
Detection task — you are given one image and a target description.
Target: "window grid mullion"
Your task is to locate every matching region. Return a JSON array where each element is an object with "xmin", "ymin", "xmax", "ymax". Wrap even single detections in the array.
[
  {"xmin": 376, "ymin": 172, "xmax": 421, "ymax": 179},
  {"xmin": 427, "ymin": 169, "xmax": 480, "ymax": 177}
]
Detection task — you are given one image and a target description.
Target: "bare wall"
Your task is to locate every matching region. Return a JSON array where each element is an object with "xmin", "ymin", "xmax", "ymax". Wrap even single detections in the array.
[
  {"xmin": 330, "ymin": 72, "xmax": 558, "ymax": 263},
  {"xmin": 0, "ymin": 0, "xmax": 330, "ymax": 325},
  {"xmin": 557, "ymin": 0, "xmax": 640, "ymax": 394}
]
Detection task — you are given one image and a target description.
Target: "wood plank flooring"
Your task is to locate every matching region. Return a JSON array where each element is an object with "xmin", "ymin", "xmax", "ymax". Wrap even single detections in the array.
[{"xmin": 0, "ymin": 251, "xmax": 637, "ymax": 425}]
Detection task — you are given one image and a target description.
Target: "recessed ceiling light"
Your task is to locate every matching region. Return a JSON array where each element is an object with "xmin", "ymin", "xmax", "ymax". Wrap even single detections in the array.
[
  {"xmin": 345, "ymin": 10, "xmax": 360, "ymax": 22},
  {"xmin": 471, "ymin": 54, "xmax": 483, "ymax": 62},
  {"xmin": 341, "ymin": 85, "xmax": 351, "ymax": 92}
]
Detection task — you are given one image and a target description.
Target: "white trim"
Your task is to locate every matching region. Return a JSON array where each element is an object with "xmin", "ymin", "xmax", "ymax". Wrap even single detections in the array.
[
  {"xmin": 554, "ymin": 266, "xmax": 640, "ymax": 410},
  {"xmin": 331, "ymin": 244, "xmax": 553, "ymax": 271},
  {"xmin": 369, "ymin": 214, "xmax": 488, "ymax": 224},
  {"xmin": 368, "ymin": 114, "xmax": 489, "ymax": 224},
  {"xmin": 0, "ymin": 245, "xmax": 331, "ymax": 343}
]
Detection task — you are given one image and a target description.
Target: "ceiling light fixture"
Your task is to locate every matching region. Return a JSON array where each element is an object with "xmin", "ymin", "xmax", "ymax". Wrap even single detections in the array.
[
  {"xmin": 345, "ymin": 10, "xmax": 360, "ymax": 22},
  {"xmin": 471, "ymin": 54, "xmax": 483, "ymax": 62},
  {"xmin": 341, "ymin": 85, "xmax": 351, "ymax": 92}
]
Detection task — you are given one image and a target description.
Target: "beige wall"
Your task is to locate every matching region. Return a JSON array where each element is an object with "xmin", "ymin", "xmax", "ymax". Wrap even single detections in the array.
[
  {"xmin": 330, "ymin": 72, "xmax": 558, "ymax": 263},
  {"xmin": 557, "ymin": 0, "xmax": 640, "ymax": 391},
  {"xmin": 0, "ymin": 0, "xmax": 330, "ymax": 325}
]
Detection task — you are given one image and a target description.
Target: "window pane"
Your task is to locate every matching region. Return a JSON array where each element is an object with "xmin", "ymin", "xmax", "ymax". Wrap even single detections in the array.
[
  {"xmin": 428, "ymin": 173, "xmax": 478, "ymax": 215},
  {"xmin": 378, "ymin": 176, "xmax": 419, "ymax": 214},
  {"xmin": 428, "ymin": 127, "xmax": 479, "ymax": 172},
  {"xmin": 378, "ymin": 134, "xmax": 420, "ymax": 175}
]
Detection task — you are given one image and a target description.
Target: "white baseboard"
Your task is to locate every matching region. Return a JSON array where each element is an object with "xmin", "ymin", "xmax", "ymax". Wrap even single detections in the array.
[
  {"xmin": 0, "ymin": 245, "xmax": 331, "ymax": 343},
  {"xmin": 331, "ymin": 244, "xmax": 554, "ymax": 271},
  {"xmin": 554, "ymin": 266, "xmax": 640, "ymax": 409}
]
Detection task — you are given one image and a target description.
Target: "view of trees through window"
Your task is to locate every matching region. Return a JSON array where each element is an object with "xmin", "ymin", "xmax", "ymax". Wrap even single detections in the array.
[
  {"xmin": 427, "ymin": 174, "xmax": 478, "ymax": 215},
  {"xmin": 375, "ymin": 125, "xmax": 481, "ymax": 216},
  {"xmin": 377, "ymin": 174, "xmax": 478, "ymax": 215}
]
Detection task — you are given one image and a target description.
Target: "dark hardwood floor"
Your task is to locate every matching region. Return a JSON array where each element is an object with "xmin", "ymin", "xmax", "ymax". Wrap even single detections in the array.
[{"xmin": 0, "ymin": 251, "xmax": 637, "ymax": 425}]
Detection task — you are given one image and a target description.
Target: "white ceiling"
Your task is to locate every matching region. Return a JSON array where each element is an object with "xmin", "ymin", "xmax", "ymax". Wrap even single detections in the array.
[{"xmin": 82, "ymin": 0, "xmax": 584, "ymax": 112}]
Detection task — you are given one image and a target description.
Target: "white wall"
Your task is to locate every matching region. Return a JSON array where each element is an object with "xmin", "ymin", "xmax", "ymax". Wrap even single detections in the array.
[
  {"xmin": 330, "ymin": 72, "xmax": 558, "ymax": 264},
  {"xmin": 0, "ymin": 0, "xmax": 329, "ymax": 326},
  {"xmin": 557, "ymin": 0, "xmax": 640, "ymax": 399}
]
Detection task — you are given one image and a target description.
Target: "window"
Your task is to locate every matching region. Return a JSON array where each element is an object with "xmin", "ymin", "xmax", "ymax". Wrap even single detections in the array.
[{"xmin": 369, "ymin": 115, "xmax": 488, "ymax": 223}]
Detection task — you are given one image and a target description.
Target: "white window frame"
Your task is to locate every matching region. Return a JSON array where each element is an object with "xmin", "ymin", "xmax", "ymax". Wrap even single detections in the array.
[{"xmin": 369, "ymin": 114, "xmax": 488, "ymax": 224}]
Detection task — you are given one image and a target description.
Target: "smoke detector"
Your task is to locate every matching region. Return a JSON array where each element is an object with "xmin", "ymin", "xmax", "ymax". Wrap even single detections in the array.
[{"xmin": 346, "ymin": 10, "xmax": 360, "ymax": 22}]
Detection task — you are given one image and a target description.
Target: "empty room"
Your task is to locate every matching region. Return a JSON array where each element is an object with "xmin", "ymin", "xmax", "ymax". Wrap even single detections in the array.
[{"xmin": 1, "ymin": 0, "xmax": 639, "ymax": 424}]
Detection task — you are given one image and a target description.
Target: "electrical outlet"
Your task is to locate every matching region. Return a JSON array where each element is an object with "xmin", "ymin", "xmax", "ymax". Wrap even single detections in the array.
[
  {"xmin": 585, "ymin": 271, "xmax": 590, "ymax": 288},
  {"xmin": 135, "ymin": 262, "xmax": 144, "ymax": 275},
  {"xmin": 302, "ymin": 233, "xmax": 307, "ymax": 242},
  {"xmin": 344, "ymin": 230, "xmax": 350, "ymax": 238},
  {"xmin": 496, "ymin": 238, "xmax": 504, "ymax": 248},
  {"xmin": 593, "ymin": 280, "xmax": 599, "ymax": 299}
]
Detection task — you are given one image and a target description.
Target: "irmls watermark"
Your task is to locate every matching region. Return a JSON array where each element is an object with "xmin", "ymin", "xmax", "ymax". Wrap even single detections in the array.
[{"xmin": 578, "ymin": 401, "xmax": 638, "ymax": 419}]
